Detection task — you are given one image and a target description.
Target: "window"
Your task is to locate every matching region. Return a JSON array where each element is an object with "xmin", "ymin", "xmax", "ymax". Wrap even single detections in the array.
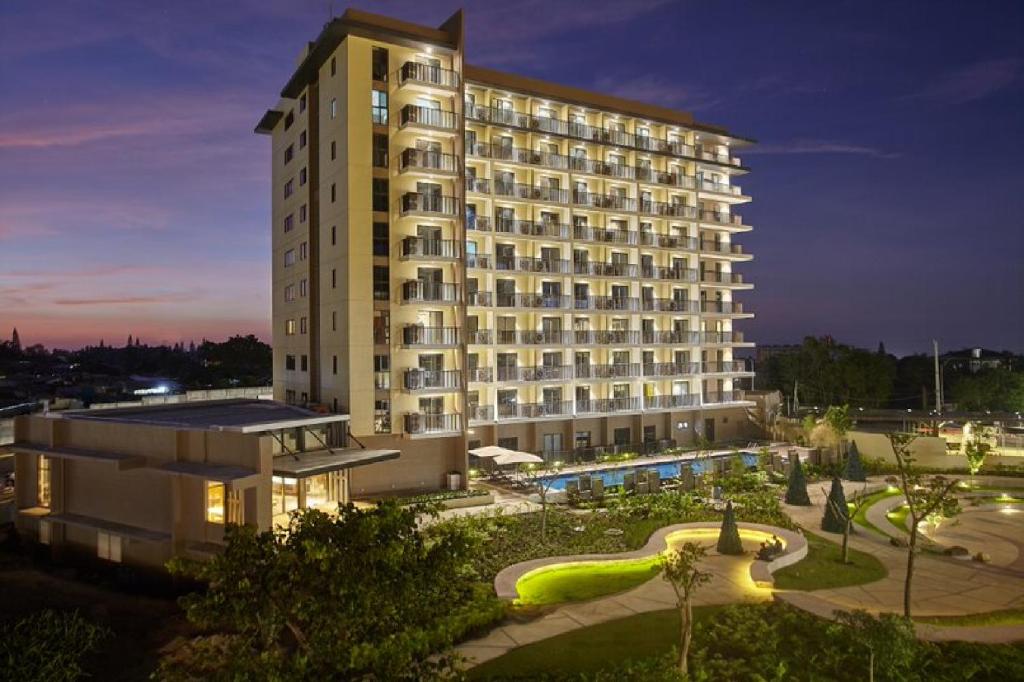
[
  {"xmin": 300, "ymin": 355, "xmax": 308, "ymax": 372},
  {"xmin": 372, "ymin": 46, "xmax": 388, "ymax": 81},
  {"xmin": 284, "ymin": 144, "xmax": 294, "ymax": 164},
  {"xmin": 330, "ymin": 140, "xmax": 336, "ymax": 160},
  {"xmin": 373, "ymin": 265, "xmax": 389, "ymax": 300},
  {"xmin": 284, "ymin": 249, "xmax": 295, "ymax": 267},
  {"xmin": 330, "ymin": 56, "xmax": 336, "ymax": 76},
  {"xmin": 332, "ymin": 311, "xmax": 337, "ymax": 331},
  {"xmin": 299, "ymin": 242, "xmax": 308, "ymax": 260},
  {"xmin": 331, "ymin": 268, "xmax": 336, "ymax": 289},
  {"xmin": 38, "ymin": 520, "xmax": 51, "ymax": 545},
  {"xmin": 372, "ymin": 178, "xmax": 388, "ymax": 212},
  {"xmin": 299, "ymin": 278, "xmax": 307, "ymax": 297},
  {"xmin": 284, "ymin": 179, "xmax": 294, "ymax": 198},
  {"xmin": 299, "ymin": 204, "xmax": 307, "ymax": 223},
  {"xmin": 285, "ymin": 319, "xmax": 296, "ymax": 335},
  {"xmin": 333, "ymin": 355, "xmax": 338, "ymax": 374},
  {"xmin": 331, "ymin": 225, "xmax": 336, "ymax": 245},
  {"xmin": 373, "ymin": 222, "xmax": 388, "ymax": 256},
  {"xmin": 373, "ymin": 310, "xmax": 389, "ymax": 343},
  {"xmin": 330, "ymin": 97, "xmax": 337, "ymax": 119},
  {"xmin": 97, "ymin": 532, "xmax": 122, "ymax": 562},
  {"xmin": 37, "ymin": 456, "xmax": 51, "ymax": 508},
  {"xmin": 614, "ymin": 427, "xmax": 631, "ymax": 447},
  {"xmin": 331, "ymin": 183, "xmax": 336, "ymax": 203},
  {"xmin": 206, "ymin": 481, "xmax": 225, "ymax": 523},
  {"xmin": 284, "ymin": 110, "xmax": 294, "ymax": 130},
  {"xmin": 299, "ymin": 316, "xmax": 307, "ymax": 334},
  {"xmin": 285, "ymin": 354, "xmax": 296, "ymax": 370},
  {"xmin": 283, "ymin": 213, "xmax": 294, "ymax": 232},
  {"xmin": 284, "ymin": 284, "xmax": 295, "ymax": 302},
  {"xmin": 299, "ymin": 167, "xmax": 307, "ymax": 186},
  {"xmin": 285, "ymin": 389, "xmax": 296, "ymax": 403},
  {"xmin": 299, "ymin": 93, "xmax": 307, "ymax": 113},
  {"xmin": 497, "ymin": 437, "xmax": 519, "ymax": 450},
  {"xmin": 373, "ymin": 133, "xmax": 388, "ymax": 168},
  {"xmin": 374, "ymin": 399, "xmax": 391, "ymax": 433},
  {"xmin": 372, "ymin": 89, "xmax": 388, "ymax": 124}
]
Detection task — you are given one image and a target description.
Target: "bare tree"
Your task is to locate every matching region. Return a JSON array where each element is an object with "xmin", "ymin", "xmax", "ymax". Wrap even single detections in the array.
[
  {"xmin": 527, "ymin": 461, "xmax": 563, "ymax": 543},
  {"xmin": 887, "ymin": 433, "xmax": 961, "ymax": 618},
  {"xmin": 660, "ymin": 542, "xmax": 713, "ymax": 675}
]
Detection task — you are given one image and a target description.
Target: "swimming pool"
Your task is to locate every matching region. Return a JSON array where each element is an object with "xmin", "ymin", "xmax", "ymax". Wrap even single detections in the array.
[{"xmin": 538, "ymin": 452, "xmax": 758, "ymax": 491}]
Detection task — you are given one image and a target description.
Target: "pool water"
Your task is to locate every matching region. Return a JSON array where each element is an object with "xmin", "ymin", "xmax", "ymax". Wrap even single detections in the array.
[{"xmin": 539, "ymin": 452, "xmax": 757, "ymax": 491}]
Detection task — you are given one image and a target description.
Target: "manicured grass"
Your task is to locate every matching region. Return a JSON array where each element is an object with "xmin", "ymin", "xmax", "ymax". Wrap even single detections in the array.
[
  {"xmin": 852, "ymin": 488, "xmax": 902, "ymax": 536},
  {"xmin": 886, "ymin": 504, "xmax": 910, "ymax": 533},
  {"xmin": 468, "ymin": 608, "xmax": 694, "ymax": 679},
  {"xmin": 916, "ymin": 607, "xmax": 1024, "ymax": 627},
  {"xmin": 772, "ymin": 531, "xmax": 887, "ymax": 591},
  {"xmin": 514, "ymin": 557, "xmax": 662, "ymax": 606}
]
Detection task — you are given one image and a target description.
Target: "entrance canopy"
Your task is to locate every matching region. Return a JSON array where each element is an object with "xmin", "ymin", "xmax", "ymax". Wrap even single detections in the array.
[{"xmin": 272, "ymin": 448, "xmax": 399, "ymax": 478}]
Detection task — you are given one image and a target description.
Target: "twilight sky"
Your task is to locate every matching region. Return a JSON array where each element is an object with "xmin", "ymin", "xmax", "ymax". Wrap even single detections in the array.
[{"xmin": 2, "ymin": 0, "xmax": 1022, "ymax": 355}]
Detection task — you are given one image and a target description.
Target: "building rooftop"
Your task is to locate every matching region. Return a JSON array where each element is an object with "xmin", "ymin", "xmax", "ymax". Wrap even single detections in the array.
[{"xmin": 55, "ymin": 399, "xmax": 349, "ymax": 433}]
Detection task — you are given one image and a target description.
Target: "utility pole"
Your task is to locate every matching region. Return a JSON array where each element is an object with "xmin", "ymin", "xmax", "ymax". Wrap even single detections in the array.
[
  {"xmin": 793, "ymin": 379, "xmax": 799, "ymax": 416},
  {"xmin": 932, "ymin": 340, "xmax": 942, "ymax": 413}
]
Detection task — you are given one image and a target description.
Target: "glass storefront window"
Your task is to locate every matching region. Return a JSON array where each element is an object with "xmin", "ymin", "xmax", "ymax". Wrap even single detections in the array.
[
  {"xmin": 206, "ymin": 481, "xmax": 225, "ymax": 523},
  {"xmin": 272, "ymin": 476, "xmax": 300, "ymax": 518}
]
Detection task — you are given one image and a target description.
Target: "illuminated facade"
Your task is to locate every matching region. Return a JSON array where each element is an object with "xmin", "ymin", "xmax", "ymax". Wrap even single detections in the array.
[{"xmin": 257, "ymin": 9, "xmax": 756, "ymax": 494}]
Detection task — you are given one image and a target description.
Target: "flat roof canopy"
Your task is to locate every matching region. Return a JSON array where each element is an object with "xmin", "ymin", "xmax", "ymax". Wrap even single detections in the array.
[
  {"xmin": 58, "ymin": 399, "xmax": 350, "ymax": 433},
  {"xmin": 152, "ymin": 461, "xmax": 260, "ymax": 487},
  {"xmin": 272, "ymin": 448, "xmax": 400, "ymax": 478},
  {"xmin": 21, "ymin": 509, "xmax": 171, "ymax": 543},
  {"xmin": 12, "ymin": 443, "xmax": 146, "ymax": 470}
]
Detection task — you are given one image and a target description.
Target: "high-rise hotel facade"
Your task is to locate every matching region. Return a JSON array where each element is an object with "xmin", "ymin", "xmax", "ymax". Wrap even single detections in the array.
[{"xmin": 257, "ymin": 9, "xmax": 756, "ymax": 495}]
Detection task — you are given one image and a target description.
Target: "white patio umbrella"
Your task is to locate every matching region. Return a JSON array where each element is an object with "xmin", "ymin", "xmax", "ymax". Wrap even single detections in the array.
[
  {"xmin": 468, "ymin": 445, "xmax": 510, "ymax": 459},
  {"xmin": 492, "ymin": 450, "xmax": 544, "ymax": 467}
]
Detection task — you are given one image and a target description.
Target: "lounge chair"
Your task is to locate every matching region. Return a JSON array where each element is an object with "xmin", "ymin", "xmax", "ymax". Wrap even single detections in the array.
[
  {"xmin": 592, "ymin": 478, "xmax": 605, "ymax": 500},
  {"xmin": 623, "ymin": 472, "xmax": 636, "ymax": 492}
]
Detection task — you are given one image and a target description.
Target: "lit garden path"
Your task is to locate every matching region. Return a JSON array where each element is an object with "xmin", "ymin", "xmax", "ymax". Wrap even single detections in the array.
[{"xmin": 457, "ymin": 535, "xmax": 774, "ymax": 667}]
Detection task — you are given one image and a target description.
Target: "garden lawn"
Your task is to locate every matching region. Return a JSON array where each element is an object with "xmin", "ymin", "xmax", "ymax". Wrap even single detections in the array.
[
  {"xmin": 514, "ymin": 557, "xmax": 661, "ymax": 606},
  {"xmin": 886, "ymin": 504, "xmax": 910, "ymax": 533},
  {"xmin": 916, "ymin": 607, "xmax": 1024, "ymax": 627},
  {"xmin": 852, "ymin": 488, "xmax": 902, "ymax": 536},
  {"xmin": 772, "ymin": 531, "xmax": 887, "ymax": 591}
]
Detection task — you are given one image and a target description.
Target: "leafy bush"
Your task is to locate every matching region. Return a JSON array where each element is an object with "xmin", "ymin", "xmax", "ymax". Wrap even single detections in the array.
[
  {"xmin": 399, "ymin": 489, "xmax": 490, "ymax": 506},
  {"xmin": 0, "ymin": 609, "xmax": 109, "ymax": 682}
]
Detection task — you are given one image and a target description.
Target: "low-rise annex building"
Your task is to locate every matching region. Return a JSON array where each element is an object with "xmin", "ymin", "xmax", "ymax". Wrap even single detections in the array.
[{"xmin": 12, "ymin": 399, "xmax": 397, "ymax": 571}]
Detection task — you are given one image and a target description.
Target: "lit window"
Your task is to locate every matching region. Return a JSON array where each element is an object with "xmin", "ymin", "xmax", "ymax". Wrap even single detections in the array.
[
  {"xmin": 38, "ymin": 520, "xmax": 51, "ymax": 545},
  {"xmin": 285, "ymin": 319, "xmax": 296, "ymax": 335},
  {"xmin": 330, "ymin": 97, "xmax": 337, "ymax": 119},
  {"xmin": 299, "ymin": 242, "xmax": 308, "ymax": 260},
  {"xmin": 206, "ymin": 481, "xmax": 225, "ymax": 523},
  {"xmin": 300, "ymin": 317, "xmax": 307, "ymax": 334},
  {"xmin": 299, "ymin": 278, "xmax": 307, "ymax": 297},
  {"xmin": 284, "ymin": 284, "xmax": 295, "ymax": 302},
  {"xmin": 97, "ymin": 532, "xmax": 122, "ymax": 562},
  {"xmin": 37, "ymin": 456, "xmax": 51, "ymax": 508}
]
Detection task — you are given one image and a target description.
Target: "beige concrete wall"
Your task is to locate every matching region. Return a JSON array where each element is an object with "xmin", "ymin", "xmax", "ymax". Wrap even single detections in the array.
[
  {"xmin": 849, "ymin": 430, "xmax": 1023, "ymax": 470},
  {"xmin": 348, "ymin": 433, "xmax": 462, "ymax": 496}
]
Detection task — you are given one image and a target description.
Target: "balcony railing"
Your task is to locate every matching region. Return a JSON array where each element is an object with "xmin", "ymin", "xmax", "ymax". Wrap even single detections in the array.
[
  {"xmin": 497, "ymin": 400, "xmax": 573, "ymax": 419},
  {"xmin": 642, "ymin": 331, "xmax": 701, "ymax": 345},
  {"xmin": 640, "ymin": 266, "xmax": 698, "ymax": 282},
  {"xmin": 703, "ymin": 360, "xmax": 749, "ymax": 373},
  {"xmin": 577, "ymin": 397, "xmax": 643, "ymax": 414},
  {"xmin": 403, "ymin": 369, "xmax": 462, "ymax": 391},
  {"xmin": 638, "ymin": 200, "xmax": 696, "ymax": 219},
  {"xmin": 495, "ymin": 218, "xmax": 571, "ymax": 240},
  {"xmin": 642, "ymin": 298, "xmax": 700, "ymax": 313},
  {"xmin": 468, "ymin": 405, "xmax": 494, "ymax": 422},
  {"xmin": 573, "ymin": 191, "xmax": 636, "ymax": 212},
  {"xmin": 467, "ymin": 367, "xmax": 494, "ymax": 383},
  {"xmin": 399, "ymin": 148, "xmax": 458, "ymax": 174},
  {"xmin": 466, "ymin": 253, "xmax": 492, "ymax": 269},
  {"xmin": 494, "ymin": 330, "xmax": 570, "ymax": 345},
  {"xmin": 642, "ymin": 362, "xmax": 699, "ymax": 377},
  {"xmin": 405, "ymin": 413, "xmax": 461, "ymax": 434},
  {"xmin": 573, "ymin": 261, "xmax": 638, "ymax": 278},
  {"xmin": 399, "ymin": 104, "xmax": 458, "ymax": 131},
  {"xmin": 704, "ymin": 389, "xmax": 745, "ymax": 404},
  {"xmin": 402, "ymin": 326, "xmax": 459, "ymax": 346},
  {"xmin": 700, "ymin": 271, "xmax": 746, "ymax": 285},
  {"xmin": 699, "ymin": 209, "xmax": 744, "ymax": 226},
  {"xmin": 639, "ymin": 232, "xmax": 699, "ymax": 250},
  {"xmin": 576, "ymin": 363, "xmax": 641, "ymax": 379},
  {"xmin": 467, "ymin": 329, "xmax": 493, "ymax": 344},
  {"xmin": 400, "ymin": 237, "xmax": 462, "ymax": 260},
  {"xmin": 495, "ymin": 293, "xmax": 572, "ymax": 309},
  {"xmin": 573, "ymin": 225, "xmax": 637, "ymax": 245},
  {"xmin": 401, "ymin": 280, "xmax": 459, "ymax": 304},
  {"xmin": 699, "ymin": 180, "xmax": 741, "ymax": 196},
  {"xmin": 400, "ymin": 192, "xmax": 459, "ymax": 217},
  {"xmin": 644, "ymin": 394, "xmax": 699, "ymax": 409},
  {"xmin": 495, "ymin": 365, "xmax": 574, "ymax": 382},
  {"xmin": 574, "ymin": 330, "xmax": 640, "ymax": 345},
  {"xmin": 493, "ymin": 181, "xmax": 570, "ymax": 204},
  {"xmin": 467, "ymin": 215, "xmax": 491, "ymax": 232},
  {"xmin": 702, "ymin": 331, "xmax": 746, "ymax": 344},
  {"xmin": 374, "ymin": 371, "xmax": 390, "ymax": 390},
  {"xmin": 700, "ymin": 241, "xmax": 745, "ymax": 256},
  {"xmin": 398, "ymin": 61, "xmax": 460, "ymax": 89},
  {"xmin": 466, "ymin": 177, "xmax": 491, "ymax": 193},
  {"xmin": 574, "ymin": 296, "xmax": 639, "ymax": 312},
  {"xmin": 701, "ymin": 301, "xmax": 745, "ymax": 314},
  {"xmin": 466, "ymin": 291, "xmax": 493, "ymax": 306},
  {"xmin": 495, "ymin": 256, "xmax": 571, "ymax": 274}
]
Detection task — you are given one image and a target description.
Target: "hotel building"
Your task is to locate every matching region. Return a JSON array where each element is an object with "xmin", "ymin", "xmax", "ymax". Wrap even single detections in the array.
[{"xmin": 256, "ymin": 9, "xmax": 757, "ymax": 495}]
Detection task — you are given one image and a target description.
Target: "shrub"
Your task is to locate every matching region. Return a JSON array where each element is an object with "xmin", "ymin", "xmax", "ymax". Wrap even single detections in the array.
[
  {"xmin": 785, "ymin": 456, "xmax": 812, "ymax": 506},
  {"xmin": 843, "ymin": 442, "xmax": 867, "ymax": 482},
  {"xmin": 0, "ymin": 610, "xmax": 109, "ymax": 682},
  {"xmin": 716, "ymin": 501, "xmax": 744, "ymax": 555},
  {"xmin": 821, "ymin": 477, "xmax": 849, "ymax": 533}
]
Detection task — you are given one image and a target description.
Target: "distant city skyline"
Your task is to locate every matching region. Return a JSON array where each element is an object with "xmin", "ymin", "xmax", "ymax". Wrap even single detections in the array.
[{"xmin": 2, "ymin": 0, "xmax": 1022, "ymax": 355}]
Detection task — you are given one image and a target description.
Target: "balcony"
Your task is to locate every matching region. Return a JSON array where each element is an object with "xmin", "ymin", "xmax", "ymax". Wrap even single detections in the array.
[
  {"xmin": 576, "ymin": 363, "xmax": 641, "ymax": 379},
  {"xmin": 467, "ymin": 367, "xmax": 494, "ymax": 383},
  {"xmin": 573, "ymin": 261, "xmax": 638, "ymax": 278},
  {"xmin": 700, "ymin": 271, "xmax": 749, "ymax": 286},
  {"xmin": 639, "ymin": 232, "xmax": 699, "ymax": 250},
  {"xmin": 577, "ymin": 397, "xmax": 643, "ymax": 415},
  {"xmin": 467, "ymin": 215, "xmax": 491, "ymax": 232},
  {"xmin": 494, "ymin": 218, "xmax": 571, "ymax": 240},
  {"xmin": 573, "ymin": 191, "xmax": 636, "ymax": 212},
  {"xmin": 638, "ymin": 200, "xmax": 696, "ymax": 219},
  {"xmin": 643, "ymin": 362, "xmax": 699, "ymax": 378},
  {"xmin": 374, "ymin": 372, "xmax": 390, "ymax": 390},
  {"xmin": 403, "ymin": 369, "xmax": 462, "ymax": 392},
  {"xmin": 573, "ymin": 225, "xmax": 637, "ymax": 245},
  {"xmin": 702, "ymin": 331, "xmax": 747, "ymax": 344},
  {"xmin": 703, "ymin": 360, "xmax": 750, "ymax": 374},
  {"xmin": 496, "ymin": 365, "xmax": 574, "ymax": 382},
  {"xmin": 574, "ymin": 330, "xmax": 641, "ymax": 345},
  {"xmin": 699, "ymin": 180, "xmax": 743, "ymax": 197},
  {"xmin": 397, "ymin": 61, "xmax": 460, "ymax": 90},
  {"xmin": 402, "ymin": 326, "xmax": 459, "ymax": 347},
  {"xmin": 405, "ymin": 413, "xmax": 461, "ymax": 435},
  {"xmin": 468, "ymin": 405, "xmax": 494, "ymax": 423},
  {"xmin": 574, "ymin": 296, "xmax": 639, "ymax": 312},
  {"xmin": 699, "ymin": 209, "xmax": 745, "ymax": 227},
  {"xmin": 494, "ymin": 330, "xmax": 570, "ymax": 345},
  {"xmin": 493, "ymin": 181, "xmax": 570, "ymax": 204},
  {"xmin": 495, "ymin": 256, "xmax": 571, "ymax": 275},
  {"xmin": 644, "ymin": 394, "xmax": 699, "ymax": 410},
  {"xmin": 466, "ymin": 176, "xmax": 490, "ymax": 194},
  {"xmin": 399, "ymin": 104, "xmax": 458, "ymax": 132},
  {"xmin": 640, "ymin": 266, "xmax": 698, "ymax": 282},
  {"xmin": 700, "ymin": 241, "xmax": 747, "ymax": 257},
  {"xmin": 641, "ymin": 298, "xmax": 700, "ymax": 313},
  {"xmin": 696, "ymin": 146, "xmax": 741, "ymax": 167},
  {"xmin": 400, "ymin": 237, "xmax": 462, "ymax": 261},
  {"xmin": 642, "ymin": 331, "xmax": 700, "ymax": 345},
  {"xmin": 401, "ymin": 280, "xmax": 459, "ymax": 304},
  {"xmin": 495, "ymin": 293, "xmax": 572, "ymax": 310},
  {"xmin": 467, "ymin": 329, "xmax": 493, "ymax": 344},
  {"xmin": 399, "ymin": 192, "xmax": 459, "ymax": 217},
  {"xmin": 701, "ymin": 301, "xmax": 746, "ymax": 315},
  {"xmin": 467, "ymin": 291, "xmax": 493, "ymax": 307},
  {"xmin": 497, "ymin": 400, "xmax": 573, "ymax": 420},
  {"xmin": 704, "ymin": 389, "xmax": 745, "ymax": 404},
  {"xmin": 398, "ymin": 148, "xmax": 458, "ymax": 175},
  {"xmin": 466, "ymin": 253, "xmax": 492, "ymax": 269}
]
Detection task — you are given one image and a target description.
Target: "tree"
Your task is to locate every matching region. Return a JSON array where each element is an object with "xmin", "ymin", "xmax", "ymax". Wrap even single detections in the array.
[
  {"xmin": 162, "ymin": 502, "xmax": 490, "ymax": 680},
  {"xmin": 0, "ymin": 609, "xmax": 109, "ymax": 682},
  {"xmin": 822, "ymin": 482, "xmax": 869, "ymax": 563},
  {"xmin": 831, "ymin": 609, "xmax": 916, "ymax": 682},
  {"xmin": 823, "ymin": 404, "xmax": 853, "ymax": 459},
  {"xmin": 888, "ymin": 433, "xmax": 961, "ymax": 618},
  {"xmin": 529, "ymin": 461, "xmax": 562, "ymax": 542},
  {"xmin": 11, "ymin": 327, "xmax": 21, "ymax": 352},
  {"xmin": 843, "ymin": 440, "xmax": 867, "ymax": 482},
  {"xmin": 716, "ymin": 500, "xmax": 744, "ymax": 555},
  {"xmin": 660, "ymin": 541, "xmax": 712, "ymax": 676},
  {"xmin": 962, "ymin": 422, "xmax": 994, "ymax": 482},
  {"xmin": 784, "ymin": 454, "xmax": 812, "ymax": 506},
  {"xmin": 820, "ymin": 477, "xmax": 849, "ymax": 534}
]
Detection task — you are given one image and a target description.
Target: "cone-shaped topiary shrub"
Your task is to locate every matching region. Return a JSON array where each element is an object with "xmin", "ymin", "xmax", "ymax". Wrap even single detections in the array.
[
  {"xmin": 784, "ymin": 455, "xmax": 812, "ymax": 506},
  {"xmin": 843, "ymin": 441, "xmax": 867, "ymax": 482},
  {"xmin": 716, "ymin": 500, "xmax": 744, "ymax": 555},
  {"xmin": 821, "ymin": 476, "xmax": 849, "ymax": 533}
]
